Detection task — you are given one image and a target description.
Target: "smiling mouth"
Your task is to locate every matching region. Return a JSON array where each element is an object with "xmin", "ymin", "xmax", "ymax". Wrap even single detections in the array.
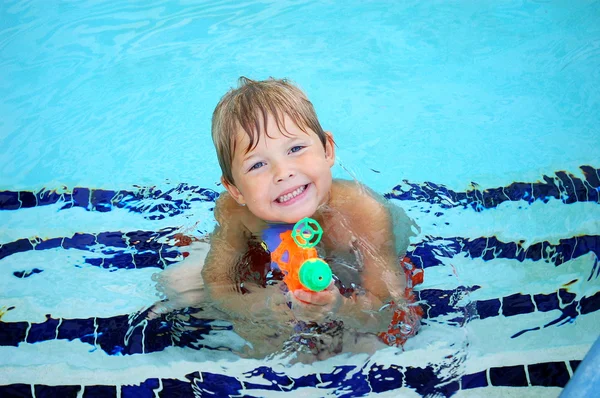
[{"xmin": 276, "ymin": 184, "xmax": 309, "ymax": 203}]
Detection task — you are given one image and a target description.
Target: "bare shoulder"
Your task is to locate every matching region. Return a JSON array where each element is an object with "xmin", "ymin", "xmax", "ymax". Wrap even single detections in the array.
[
  {"xmin": 330, "ymin": 179, "xmax": 389, "ymax": 220},
  {"xmin": 214, "ymin": 191, "xmax": 262, "ymax": 234}
]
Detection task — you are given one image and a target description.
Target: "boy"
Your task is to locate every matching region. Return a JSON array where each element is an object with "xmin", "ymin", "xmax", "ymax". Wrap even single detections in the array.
[{"xmin": 200, "ymin": 77, "xmax": 420, "ymax": 356}]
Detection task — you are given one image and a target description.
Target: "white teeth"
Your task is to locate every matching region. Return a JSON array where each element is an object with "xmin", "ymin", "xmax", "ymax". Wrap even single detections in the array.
[{"xmin": 277, "ymin": 185, "xmax": 306, "ymax": 203}]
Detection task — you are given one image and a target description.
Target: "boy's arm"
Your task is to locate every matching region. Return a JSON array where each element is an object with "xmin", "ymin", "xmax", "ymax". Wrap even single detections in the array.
[
  {"xmin": 201, "ymin": 194, "xmax": 289, "ymax": 320},
  {"xmin": 335, "ymin": 187, "xmax": 407, "ymax": 331}
]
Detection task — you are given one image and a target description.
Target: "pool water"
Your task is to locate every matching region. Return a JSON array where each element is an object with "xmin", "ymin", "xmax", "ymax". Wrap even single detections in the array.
[{"xmin": 1, "ymin": 1, "xmax": 599, "ymax": 397}]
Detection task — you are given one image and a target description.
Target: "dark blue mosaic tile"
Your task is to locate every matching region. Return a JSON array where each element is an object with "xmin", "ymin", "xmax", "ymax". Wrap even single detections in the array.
[
  {"xmin": 581, "ymin": 165, "xmax": 600, "ymax": 186},
  {"xmin": 35, "ymin": 237, "xmax": 63, "ymax": 251},
  {"xmin": 489, "ymin": 365, "xmax": 528, "ymax": 387},
  {"xmin": 291, "ymin": 373, "xmax": 320, "ymax": 388},
  {"xmin": 19, "ymin": 191, "xmax": 36, "ymax": 208},
  {"xmin": 417, "ymin": 289, "xmax": 456, "ymax": 318},
  {"xmin": 476, "ymin": 299, "xmax": 501, "ymax": 320},
  {"xmin": 57, "ymin": 318, "xmax": 95, "ymax": 341},
  {"xmin": 528, "ymin": 361, "xmax": 570, "ymax": 387},
  {"xmin": 190, "ymin": 372, "xmax": 243, "ymax": 396},
  {"xmin": 318, "ymin": 365, "xmax": 355, "ymax": 389},
  {"xmin": 580, "ymin": 291, "xmax": 600, "ymax": 315},
  {"xmin": 159, "ymin": 378, "xmax": 194, "ymax": 397},
  {"xmin": 502, "ymin": 293, "xmax": 535, "ymax": 317},
  {"xmin": 386, "ymin": 166, "xmax": 600, "ymax": 210},
  {"xmin": 13, "ymin": 268, "xmax": 43, "ymax": 278},
  {"xmin": 96, "ymin": 231, "xmax": 128, "ymax": 248},
  {"xmin": 95, "ymin": 315, "xmax": 129, "ymax": 352},
  {"xmin": 404, "ymin": 366, "xmax": 454, "ymax": 397},
  {"xmin": 558, "ymin": 289, "xmax": 577, "ymax": 305},
  {"xmin": 72, "ymin": 187, "xmax": 90, "ymax": 209},
  {"xmin": 0, "ymin": 238, "xmax": 33, "ymax": 261},
  {"xmin": 133, "ymin": 252, "xmax": 162, "ymax": 268},
  {"xmin": 36, "ymin": 190, "xmax": 62, "ymax": 206},
  {"xmin": 408, "ymin": 235, "xmax": 600, "ymax": 271},
  {"xmin": 83, "ymin": 385, "xmax": 116, "ymax": 398},
  {"xmin": 570, "ymin": 360, "xmax": 581, "ymax": 372},
  {"xmin": 63, "ymin": 233, "xmax": 96, "ymax": 250},
  {"xmin": 0, "ymin": 384, "xmax": 33, "ymax": 397},
  {"xmin": 0, "ymin": 191, "xmax": 20, "ymax": 210},
  {"xmin": 243, "ymin": 366, "xmax": 294, "ymax": 391},
  {"xmin": 121, "ymin": 379, "xmax": 160, "ymax": 398},
  {"xmin": 35, "ymin": 385, "xmax": 81, "ymax": 398},
  {"xmin": 102, "ymin": 253, "xmax": 135, "ymax": 269},
  {"xmin": 533, "ymin": 292, "xmax": 560, "ymax": 312},
  {"xmin": 0, "ymin": 321, "xmax": 28, "ymax": 346},
  {"xmin": 461, "ymin": 370, "xmax": 487, "ymax": 389},
  {"xmin": 124, "ymin": 317, "xmax": 177, "ymax": 355},
  {"xmin": 91, "ymin": 189, "xmax": 116, "ymax": 212},
  {"xmin": 367, "ymin": 364, "xmax": 403, "ymax": 393},
  {"xmin": 84, "ymin": 257, "xmax": 104, "ymax": 267},
  {"xmin": 27, "ymin": 315, "xmax": 59, "ymax": 343}
]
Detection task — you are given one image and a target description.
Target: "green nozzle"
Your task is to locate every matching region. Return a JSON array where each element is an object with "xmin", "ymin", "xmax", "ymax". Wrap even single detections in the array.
[{"xmin": 298, "ymin": 258, "xmax": 333, "ymax": 292}]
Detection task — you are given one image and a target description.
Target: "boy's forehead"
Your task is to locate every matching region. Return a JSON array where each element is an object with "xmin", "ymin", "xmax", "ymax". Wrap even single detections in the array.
[{"xmin": 232, "ymin": 113, "xmax": 310, "ymax": 154}]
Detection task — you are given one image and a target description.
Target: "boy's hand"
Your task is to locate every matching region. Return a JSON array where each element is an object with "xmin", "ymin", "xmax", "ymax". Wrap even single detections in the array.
[{"xmin": 287, "ymin": 282, "xmax": 344, "ymax": 322}]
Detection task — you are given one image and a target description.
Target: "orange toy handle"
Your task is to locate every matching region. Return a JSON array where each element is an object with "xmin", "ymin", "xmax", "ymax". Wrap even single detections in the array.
[{"xmin": 271, "ymin": 230, "xmax": 332, "ymax": 292}]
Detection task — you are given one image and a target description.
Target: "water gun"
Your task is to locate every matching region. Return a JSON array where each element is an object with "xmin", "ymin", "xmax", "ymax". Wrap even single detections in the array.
[{"xmin": 264, "ymin": 217, "xmax": 333, "ymax": 292}]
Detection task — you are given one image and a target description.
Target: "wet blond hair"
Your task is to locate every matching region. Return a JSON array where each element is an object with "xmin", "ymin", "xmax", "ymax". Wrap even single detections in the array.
[{"xmin": 212, "ymin": 77, "xmax": 327, "ymax": 185}]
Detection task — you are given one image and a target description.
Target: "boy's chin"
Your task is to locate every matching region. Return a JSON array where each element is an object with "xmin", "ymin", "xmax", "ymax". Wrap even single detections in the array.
[{"xmin": 267, "ymin": 206, "xmax": 317, "ymax": 224}]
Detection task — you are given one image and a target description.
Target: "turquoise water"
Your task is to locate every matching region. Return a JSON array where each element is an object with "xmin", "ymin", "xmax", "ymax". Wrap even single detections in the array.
[{"xmin": 1, "ymin": 1, "xmax": 599, "ymax": 397}]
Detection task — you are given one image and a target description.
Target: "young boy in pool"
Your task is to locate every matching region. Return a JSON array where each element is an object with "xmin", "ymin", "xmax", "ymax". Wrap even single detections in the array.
[{"xmin": 200, "ymin": 77, "xmax": 420, "ymax": 357}]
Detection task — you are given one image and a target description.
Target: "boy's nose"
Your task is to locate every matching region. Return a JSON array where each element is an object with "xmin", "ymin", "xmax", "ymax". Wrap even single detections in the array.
[{"xmin": 274, "ymin": 163, "xmax": 295, "ymax": 183}]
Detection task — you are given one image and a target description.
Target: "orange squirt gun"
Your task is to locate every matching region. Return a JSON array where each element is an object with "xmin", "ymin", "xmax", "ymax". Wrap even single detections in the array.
[{"xmin": 263, "ymin": 217, "xmax": 333, "ymax": 292}]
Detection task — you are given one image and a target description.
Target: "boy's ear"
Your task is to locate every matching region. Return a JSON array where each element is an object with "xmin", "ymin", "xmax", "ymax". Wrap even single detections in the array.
[
  {"xmin": 324, "ymin": 131, "xmax": 336, "ymax": 167},
  {"xmin": 221, "ymin": 176, "xmax": 246, "ymax": 205}
]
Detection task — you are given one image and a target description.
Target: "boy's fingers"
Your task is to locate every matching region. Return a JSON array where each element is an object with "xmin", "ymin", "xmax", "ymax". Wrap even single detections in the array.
[{"xmin": 292, "ymin": 289, "xmax": 335, "ymax": 306}]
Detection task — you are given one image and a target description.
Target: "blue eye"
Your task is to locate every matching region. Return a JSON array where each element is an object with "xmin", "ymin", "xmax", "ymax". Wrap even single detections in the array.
[
  {"xmin": 249, "ymin": 161, "xmax": 265, "ymax": 171},
  {"xmin": 290, "ymin": 146, "xmax": 304, "ymax": 153}
]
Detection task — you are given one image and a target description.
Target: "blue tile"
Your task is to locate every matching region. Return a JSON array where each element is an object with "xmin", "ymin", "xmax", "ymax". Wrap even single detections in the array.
[
  {"xmin": 57, "ymin": 318, "xmax": 95, "ymax": 342},
  {"xmin": 121, "ymin": 379, "xmax": 160, "ymax": 398},
  {"xmin": 72, "ymin": 187, "xmax": 90, "ymax": 209},
  {"xmin": 502, "ymin": 293, "xmax": 535, "ymax": 317},
  {"xmin": 63, "ymin": 233, "xmax": 96, "ymax": 250},
  {"xmin": 534, "ymin": 292, "xmax": 560, "ymax": 312},
  {"xmin": 243, "ymin": 366, "xmax": 293, "ymax": 391},
  {"xmin": 35, "ymin": 385, "xmax": 81, "ymax": 398},
  {"xmin": 528, "ymin": 362, "xmax": 570, "ymax": 387},
  {"xmin": 83, "ymin": 385, "xmax": 116, "ymax": 398},
  {"xmin": 159, "ymin": 378, "xmax": 194, "ymax": 397},
  {"xmin": 96, "ymin": 231, "xmax": 127, "ymax": 248},
  {"xmin": 0, "ymin": 321, "xmax": 29, "ymax": 346},
  {"xmin": 476, "ymin": 299, "xmax": 501, "ymax": 320},
  {"xmin": 558, "ymin": 289, "xmax": 576, "ymax": 305},
  {"xmin": 0, "ymin": 239, "xmax": 34, "ymax": 261},
  {"xmin": 489, "ymin": 365, "xmax": 528, "ymax": 387},
  {"xmin": 0, "ymin": 191, "xmax": 20, "ymax": 210},
  {"xmin": 367, "ymin": 364, "xmax": 403, "ymax": 393},
  {"xmin": 27, "ymin": 316, "xmax": 59, "ymax": 343},
  {"xmin": 580, "ymin": 166, "xmax": 600, "ymax": 187},
  {"xmin": 292, "ymin": 373, "xmax": 320, "ymax": 388},
  {"xmin": 580, "ymin": 291, "xmax": 600, "ymax": 315},
  {"xmin": 91, "ymin": 189, "xmax": 115, "ymax": 212},
  {"xmin": 192, "ymin": 372, "xmax": 243, "ymax": 396},
  {"xmin": 461, "ymin": 370, "xmax": 487, "ymax": 389},
  {"xmin": 570, "ymin": 360, "xmax": 581, "ymax": 372},
  {"xmin": 19, "ymin": 191, "xmax": 36, "ymax": 208},
  {"xmin": 133, "ymin": 252, "xmax": 162, "ymax": 268},
  {"xmin": 36, "ymin": 190, "xmax": 62, "ymax": 206},
  {"xmin": 404, "ymin": 366, "xmax": 449, "ymax": 397},
  {"xmin": 13, "ymin": 268, "xmax": 44, "ymax": 278},
  {"xmin": 35, "ymin": 237, "xmax": 63, "ymax": 251},
  {"xmin": 0, "ymin": 384, "xmax": 33, "ymax": 397}
]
